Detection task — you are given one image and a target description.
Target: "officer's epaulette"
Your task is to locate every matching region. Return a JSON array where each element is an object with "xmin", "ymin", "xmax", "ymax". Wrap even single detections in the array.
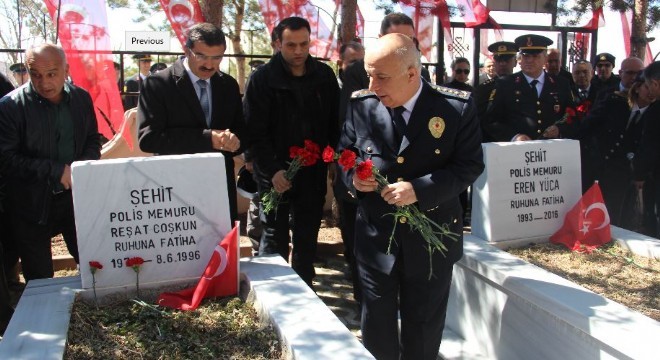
[
  {"xmin": 351, "ymin": 89, "xmax": 377, "ymax": 99},
  {"xmin": 431, "ymin": 84, "xmax": 471, "ymax": 100}
]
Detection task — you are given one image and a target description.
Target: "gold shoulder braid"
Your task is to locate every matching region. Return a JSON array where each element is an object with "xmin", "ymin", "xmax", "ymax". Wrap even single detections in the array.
[{"xmin": 431, "ymin": 84, "xmax": 471, "ymax": 100}]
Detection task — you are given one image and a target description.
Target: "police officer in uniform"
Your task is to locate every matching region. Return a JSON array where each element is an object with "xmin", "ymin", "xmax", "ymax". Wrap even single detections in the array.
[
  {"xmin": 474, "ymin": 41, "xmax": 518, "ymax": 142},
  {"xmin": 484, "ymin": 34, "xmax": 575, "ymax": 142},
  {"xmin": 340, "ymin": 33, "xmax": 484, "ymax": 360},
  {"xmin": 591, "ymin": 53, "xmax": 620, "ymax": 99},
  {"xmin": 123, "ymin": 53, "xmax": 152, "ymax": 110}
]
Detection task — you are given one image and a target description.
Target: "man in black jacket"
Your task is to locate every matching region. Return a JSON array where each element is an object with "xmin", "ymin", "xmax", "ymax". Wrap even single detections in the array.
[
  {"xmin": 0, "ymin": 44, "xmax": 100, "ymax": 281},
  {"xmin": 243, "ymin": 17, "xmax": 339, "ymax": 286}
]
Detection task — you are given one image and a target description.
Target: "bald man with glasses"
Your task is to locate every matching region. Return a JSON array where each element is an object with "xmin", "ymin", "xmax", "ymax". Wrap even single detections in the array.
[{"xmin": 138, "ymin": 23, "xmax": 245, "ymax": 223}]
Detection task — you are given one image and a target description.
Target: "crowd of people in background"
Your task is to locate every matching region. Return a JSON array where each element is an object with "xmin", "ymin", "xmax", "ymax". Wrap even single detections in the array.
[{"xmin": 0, "ymin": 10, "xmax": 659, "ymax": 360}]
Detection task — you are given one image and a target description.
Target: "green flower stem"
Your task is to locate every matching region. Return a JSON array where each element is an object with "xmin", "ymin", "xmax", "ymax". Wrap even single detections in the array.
[
  {"xmin": 262, "ymin": 158, "xmax": 303, "ymax": 215},
  {"xmin": 372, "ymin": 168, "xmax": 459, "ymax": 279}
]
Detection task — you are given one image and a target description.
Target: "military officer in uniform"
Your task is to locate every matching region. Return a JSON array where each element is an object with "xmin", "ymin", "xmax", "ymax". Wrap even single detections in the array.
[
  {"xmin": 474, "ymin": 41, "xmax": 518, "ymax": 142},
  {"xmin": 591, "ymin": 52, "xmax": 620, "ymax": 99},
  {"xmin": 484, "ymin": 34, "xmax": 575, "ymax": 142},
  {"xmin": 123, "ymin": 53, "xmax": 152, "ymax": 110},
  {"xmin": 339, "ymin": 33, "xmax": 484, "ymax": 360}
]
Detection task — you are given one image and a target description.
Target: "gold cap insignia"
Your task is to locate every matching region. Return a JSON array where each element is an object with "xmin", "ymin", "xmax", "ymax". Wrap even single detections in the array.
[
  {"xmin": 429, "ymin": 117, "xmax": 445, "ymax": 139},
  {"xmin": 498, "ymin": 45, "xmax": 506, "ymax": 52},
  {"xmin": 527, "ymin": 37, "xmax": 533, "ymax": 46},
  {"xmin": 600, "ymin": 55, "xmax": 606, "ymax": 61}
]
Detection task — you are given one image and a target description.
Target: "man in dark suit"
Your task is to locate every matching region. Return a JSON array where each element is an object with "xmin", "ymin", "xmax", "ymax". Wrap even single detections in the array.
[
  {"xmin": 138, "ymin": 23, "xmax": 244, "ymax": 222},
  {"xmin": 633, "ymin": 61, "xmax": 660, "ymax": 235},
  {"xmin": 123, "ymin": 53, "xmax": 152, "ymax": 110},
  {"xmin": 339, "ymin": 33, "xmax": 484, "ymax": 360},
  {"xmin": 576, "ymin": 73, "xmax": 650, "ymax": 225},
  {"xmin": 546, "ymin": 49, "xmax": 576, "ymax": 90},
  {"xmin": 484, "ymin": 34, "xmax": 575, "ymax": 142}
]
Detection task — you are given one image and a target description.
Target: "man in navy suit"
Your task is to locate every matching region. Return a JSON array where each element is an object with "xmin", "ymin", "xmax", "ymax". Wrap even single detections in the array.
[
  {"xmin": 339, "ymin": 33, "xmax": 484, "ymax": 360},
  {"xmin": 137, "ymin": 23, "xmax": 244, "ymax": 222}
]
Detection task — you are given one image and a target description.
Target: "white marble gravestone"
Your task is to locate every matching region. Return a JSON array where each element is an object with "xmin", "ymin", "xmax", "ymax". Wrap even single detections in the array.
[
  {"xmin": 71, "ymin": 153, "xmax": 232, "ymax": 291},
  {"xmin": 472, "ymin": 140, "xmax": 582, "ymax": 242}
]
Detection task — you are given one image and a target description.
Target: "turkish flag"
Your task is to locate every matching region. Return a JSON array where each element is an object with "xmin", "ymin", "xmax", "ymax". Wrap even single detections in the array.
[
  {"xmin": 158, "ymin": 223, "xmax": 240, "ymax": 310},
  {"xmin": 43, "ymin": 0, "xmax": 124, "ymax": 142},
  {"xmin": 159, "ymin": 0, "xmax": 205, "ymax": 49},
  {"xmin": 550, "ymin": 183, "xmax": 611, "ymax": 252}
]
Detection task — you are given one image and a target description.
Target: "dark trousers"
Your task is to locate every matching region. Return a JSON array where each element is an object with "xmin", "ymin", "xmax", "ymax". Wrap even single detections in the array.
[
  {"xmin": 358, "ymin": 256, "xmax": 454, "ymax": 360},
  {"xmin": 11, "ymin": 192, "xmax": 79, "ymax": 281},
  {"xmin": 0, "ymin": 210, "xmax": 19, "ymax": 287},
  {"xmin": 259, "ymin": 186, "xmax": 325, "ymax": 286},
  {"xmin": 246, "ymin": 195, "xmax": 263, "ymax": 255},
  {"xmin": 337, "ymin": 198, "xmax": 361, "ymax": 306},
  {"xmin": 597, "ymin": 162, "xmax": 631, "ymax": 226}
]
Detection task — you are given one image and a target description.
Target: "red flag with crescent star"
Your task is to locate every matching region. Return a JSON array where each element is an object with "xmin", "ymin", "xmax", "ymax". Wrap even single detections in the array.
[
  {"xmin": 158, "ymin": 223, "xmax": 239, "ymax": 310},
  {"xmin": 43, "ymin": 0, "xmax": 125, "ymax": 143},
  {"xmin": 550, "ymin": 182, "xmax": 611, "ymax": 252},
  {"xmin": 159, "ymin": 0, "xmax": 206, "ymax": 48}
]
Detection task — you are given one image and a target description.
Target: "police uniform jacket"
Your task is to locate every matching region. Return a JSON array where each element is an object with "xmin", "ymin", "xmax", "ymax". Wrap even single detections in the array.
[
  {"xmin": 338, "ymin": 81, "xmax": 484, "ymax": 276},
  {"xmin": 590, "ymin": 74, "xmax": 621, "ymax": 100},
  {"xmin": 123, "ymin": 73, "xmax": 142, "ymax": 110},
  {"xmin": 484, "ymin": 71, "xmax": 574, "ymax": 141}
]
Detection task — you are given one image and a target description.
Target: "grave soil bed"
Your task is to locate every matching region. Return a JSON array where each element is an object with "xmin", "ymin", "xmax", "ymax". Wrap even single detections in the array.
[
  {"xmin": 506, "ymin": 241, "xmax": 660, "ymax": 321},
  {"xmin": 65, "ymin": 295, "xmax": 282, "ymax": 360}
]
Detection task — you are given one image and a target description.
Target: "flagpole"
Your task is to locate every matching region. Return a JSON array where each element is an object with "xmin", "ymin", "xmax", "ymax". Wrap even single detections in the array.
[{"xmin": 55, "ymin": 0, "xmax": 62, "ymax": 44}]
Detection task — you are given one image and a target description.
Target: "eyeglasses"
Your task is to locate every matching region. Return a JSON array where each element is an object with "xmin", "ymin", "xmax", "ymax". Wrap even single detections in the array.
[
  {"xmin": 597, "ymin": 63, "xmax": 612, "ymax": 68},
  {"xmin": 454, "ymin": 69, "xmax": 470, "ymax": 75},
  {"xmin": 190, "ymin": 51, "xmax": 223, "ymax": 62}
]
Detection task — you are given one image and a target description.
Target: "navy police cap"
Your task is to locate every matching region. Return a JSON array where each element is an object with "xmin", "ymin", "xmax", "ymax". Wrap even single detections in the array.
[{"xmin": 514, "ymin": 34, "xmax": 553, "ymax": 54}]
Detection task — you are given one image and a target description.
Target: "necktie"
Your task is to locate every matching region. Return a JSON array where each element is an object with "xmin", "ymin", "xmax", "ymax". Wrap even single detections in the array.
[
  {"xmin": 197, "ymin": 79, "xmax": 211, "ymax": 127},
  {"xmin": 626, "ymin": 109, "xmax": 641, "ymax": 130},
  {"xmin": 391, "ymin": 106, "xmax": 406, "ymax": 144},
  {"xmin": 579, "ymin": 89, "xmax": 587, "ymax": 101},
  {"xmin": 529, "ymin": 79, "xmax": 539, "ymax": 98}
]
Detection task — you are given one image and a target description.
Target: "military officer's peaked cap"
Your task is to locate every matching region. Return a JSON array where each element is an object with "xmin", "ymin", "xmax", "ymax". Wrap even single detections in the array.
[
  {"xmin": 488, "ymin": 41, "xmax": 518, "ymax": 60},
  {"xmin": 9, "ymin": 63, "xmax": 26, "ymax": 73},
  {"xmin": 132, "ymin": 53, "xmax": 152, "ymax": 62},
  {"xmin": 593, "ymin": 53, "xmax": 615, "ymax": 67},
  {"xmin": 515, "ymin": 34, "xmax": 553, "ymax": 54}
]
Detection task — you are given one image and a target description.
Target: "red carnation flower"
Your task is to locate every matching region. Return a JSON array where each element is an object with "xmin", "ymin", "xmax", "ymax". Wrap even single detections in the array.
[
  {"xmin": 322, "ymin": 146, "xmax": 335, "ymax": 163},
  {"xmin": 289, "ymin": 146, "xmax": 303, "ymax": 159},
  {"xmin": 89, "ymin": 261, "xmax": 103, "ymax": 270},
  {"xmin": 356, "ymin": 159, "xmax": 374, "ymax": 180},
  {"xmin": 338, "ymin": 150, "xmax": 357, "ymax": 171},
  {"xmin": 126, "ymin": 257, "xmax": 144, "ymax": 268}
]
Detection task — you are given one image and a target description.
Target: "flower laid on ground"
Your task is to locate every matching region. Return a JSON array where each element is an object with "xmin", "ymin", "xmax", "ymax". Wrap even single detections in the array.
[
  {"xmin": 126, "ymin": 257, "xmax": 145, "ymax": 298},
  {"xmin": 323, "ymin": 147, "xmax": 459, "ymax": 278},
  {"xmin": 262, "ymin": 140, "xmax": 321, "ymax": 214},
  {"xmin": 89, "ymin": 261, "xmax": 103, "ymax": 307}
]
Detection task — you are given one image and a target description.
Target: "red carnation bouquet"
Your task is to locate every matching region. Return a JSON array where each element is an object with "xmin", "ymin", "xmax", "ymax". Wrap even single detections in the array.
[
  {"xmin": 262, "ymin": 140, "xmax": 321, "ymax": 214},
  {"xmin": 323, "ymin": 146, "xmax": 458, "ymax": 278}
]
